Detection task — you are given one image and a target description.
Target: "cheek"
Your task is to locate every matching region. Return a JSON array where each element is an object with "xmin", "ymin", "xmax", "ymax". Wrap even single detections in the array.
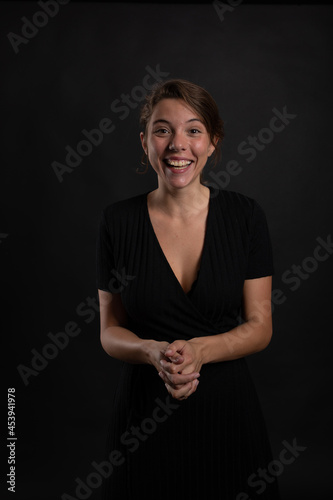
[
  {"xmin": 148, "ymin": 138, "xmax": 164, "ymax": 155},
  {"xmin": 147, "ymin": 141, "xmax": 166, "ymax": 168},
  {"xmin": 192, "ymin": 141, "xmax": 211, "ymax": 158}
]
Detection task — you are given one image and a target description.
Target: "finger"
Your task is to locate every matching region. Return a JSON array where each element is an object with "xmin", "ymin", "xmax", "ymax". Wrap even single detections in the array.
[
  {"xmin": 165, "ymin": 379, "xmax": 199, "ymax": 400},
  {"xmin": 188, "ymin": 378, "xmax": 200, "ymax": 396},
  {"xmin": 159, "ymin": 362, "xmax": 200, "ymax": 382},
  {"xmin": 159, "ymin": 359, "xmax": 189, "ymax": 374},
  {"xmin": 159, "ymin": 348, "xmax": 184, "ymax": 365},
  {"xmin": 160, "ymin": 359, "xmax": 200, "ymax": 379},
  {"xmin": 164, "ymin": 381, "xmax": 192, "ymax": 399},
  {"xmin": 161, "ymin": 345, "xmax": 176, "ymax": 358},
  {"xmin": 161, "ymin": 353, "xmax": 184, "ymax": 364},
  {"xmin": 161, "ymin": 354, "xmax": 196, "ymax": 375},
  {"xmin": 163, "ymin": 340, "xmax": 185, "ymax": 358},
  {"xmin": 181, "ymin": 379, "xmax": 200, "ymax": 399},
  {"xmin": 169, "ymin": 354, "xmax": 184, "ymax": 363},
  {"xmin": 159, "ymin": 370, "xmax": 185, "ymax": 389},
  {"xmin": 162, "ymin": 346, "xmax": 176, "ymax": 357},
  {"xmin": 158, "ymin": 369, "xmax": 200, "ymax": 388}
]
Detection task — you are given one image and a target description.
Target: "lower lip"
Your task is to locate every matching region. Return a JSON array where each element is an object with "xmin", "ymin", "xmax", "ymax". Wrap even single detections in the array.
[{"xmin": 165, "ymin": 162, "xmax": 193, "ymax": 174}]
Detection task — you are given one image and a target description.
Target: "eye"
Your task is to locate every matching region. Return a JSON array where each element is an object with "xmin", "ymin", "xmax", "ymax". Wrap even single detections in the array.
[
  {"xmin": 189, "ymin": 128, "xmax": 201, "ymax": 134},
  {"xmin": 154, "ymin": 128, "xmax": 170, "ymax": 134}
]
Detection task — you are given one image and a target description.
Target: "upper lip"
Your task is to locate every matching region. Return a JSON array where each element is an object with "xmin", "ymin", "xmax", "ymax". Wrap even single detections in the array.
[{"xmin": 164, "ymin": 157, "xmax": 193, "ymax": 161}]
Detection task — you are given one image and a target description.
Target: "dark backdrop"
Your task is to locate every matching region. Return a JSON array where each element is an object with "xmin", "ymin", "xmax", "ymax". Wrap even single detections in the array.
[{"xmin": 1, "ymin": 1, "xmax": 332, "ymax": 499}]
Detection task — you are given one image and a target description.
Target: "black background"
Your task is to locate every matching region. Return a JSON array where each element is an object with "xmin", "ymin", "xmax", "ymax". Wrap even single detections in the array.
[{"xmin": 1, "ymin": 1, "xmax": 333, "ymax": 499}]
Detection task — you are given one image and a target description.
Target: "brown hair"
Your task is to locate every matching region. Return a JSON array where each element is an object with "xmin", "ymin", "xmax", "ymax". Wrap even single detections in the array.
[{"xmin": 139, "ymin": 79, "xmax": 224, "ymax": 178}]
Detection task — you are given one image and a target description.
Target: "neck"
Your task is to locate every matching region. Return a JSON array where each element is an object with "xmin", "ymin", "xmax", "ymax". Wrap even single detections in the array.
[{"xmin": 149, "ymin": 182, "xmax": 211, "ymax": 219}]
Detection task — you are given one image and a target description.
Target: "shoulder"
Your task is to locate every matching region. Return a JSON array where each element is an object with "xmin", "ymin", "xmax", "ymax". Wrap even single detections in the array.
[
  {"xmin": 102, "ymin": 190, "xmax": 148, "ymax": 222},
  {"xmin": 211, "ymin": 188, "xmax": 270, "ymax": 236},
  {"xmin": 212, "ymin": 188, "xmax": 260, "ymax": 215}
]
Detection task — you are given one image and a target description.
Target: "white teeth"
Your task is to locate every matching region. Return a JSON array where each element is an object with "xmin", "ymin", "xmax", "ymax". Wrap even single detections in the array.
[{"xmin": 166, "ymin": 159, "xmax": 192, "ymax": 167}]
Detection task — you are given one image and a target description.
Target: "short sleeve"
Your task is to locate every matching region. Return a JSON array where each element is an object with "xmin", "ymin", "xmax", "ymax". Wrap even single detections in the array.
[
  {"xmin": 95, "ymin": 209, "xmax": 121, "ymax": 293},
  {"xmin": 245, "ymin": 201, "xmax": 274, "ymax": 279}
]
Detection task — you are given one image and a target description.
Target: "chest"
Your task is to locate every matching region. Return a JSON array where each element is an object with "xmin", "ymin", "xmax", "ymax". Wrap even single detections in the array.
[
  {"xmin": 114, "ymin": 192, "xmax": 249, "ymax": 335},
  {"xmin": 148, "ymin": 212, "xmax": 208, "ymax": 294}
]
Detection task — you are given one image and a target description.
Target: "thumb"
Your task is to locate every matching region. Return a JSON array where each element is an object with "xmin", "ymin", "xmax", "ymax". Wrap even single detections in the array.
[{"xmin": 164, "ymin": 340, "xmax": 185, "ymax": 358}]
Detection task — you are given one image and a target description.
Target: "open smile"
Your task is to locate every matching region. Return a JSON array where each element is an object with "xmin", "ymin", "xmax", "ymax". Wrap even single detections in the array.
[{"xmin": 163, "ymin": 158, "xmax": 194, "ymax": 171}]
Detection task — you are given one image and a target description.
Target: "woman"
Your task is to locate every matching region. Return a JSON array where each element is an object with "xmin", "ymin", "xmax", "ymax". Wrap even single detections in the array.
[{"xmin": 96, "ymin": 79, "xmax": 280, "ymax": 499}]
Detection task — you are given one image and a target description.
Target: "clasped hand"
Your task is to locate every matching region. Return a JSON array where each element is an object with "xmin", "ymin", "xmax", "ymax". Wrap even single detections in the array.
[{"xmin": 157, "ymin": 339, "xmax": 203, "ymax": 401}]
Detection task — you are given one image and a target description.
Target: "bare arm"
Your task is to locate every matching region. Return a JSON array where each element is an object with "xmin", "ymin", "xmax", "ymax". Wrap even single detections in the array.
[
  {"xmin": 98, "ymin": 289, "xmax": 158, "ymax": 364},
  {"xmin": 159, "ymin": 276, "xmax": 273, "ymax": 394},
  {"xmin": 98, "ymin": 289, "xmax": 200, "ymax": 393},
  {"xmin": 190, "ymin": 275, "xmax": 273, "ymax": 363}
]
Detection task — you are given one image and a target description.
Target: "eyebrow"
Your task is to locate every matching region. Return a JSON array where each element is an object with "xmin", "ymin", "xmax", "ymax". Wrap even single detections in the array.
[{"xmin": 152, "ymin": 118, "xmax": 204, "ymax": 126}]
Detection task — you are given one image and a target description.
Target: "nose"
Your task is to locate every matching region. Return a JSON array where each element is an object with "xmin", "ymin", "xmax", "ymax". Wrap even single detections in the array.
[{"xmin": 168, "ymin": 131, "xmax": 187, "ymax": 151}]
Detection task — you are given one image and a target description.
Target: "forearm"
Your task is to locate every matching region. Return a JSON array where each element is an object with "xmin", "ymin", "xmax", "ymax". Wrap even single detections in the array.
[
  {"xmin": 100, "ymin": 325, "xmax": 158, "ymax": 364},
  {"xmin": 190, "ymin": 319, "xmax": 273, "ymax": 364}
]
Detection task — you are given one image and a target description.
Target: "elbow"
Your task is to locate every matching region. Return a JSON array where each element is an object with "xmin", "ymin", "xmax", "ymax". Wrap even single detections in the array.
[
  {"xmin": 258, "ymin": 322, "xmax": 273, "ymax": 352},
  {"xmin": 100, "ymin": 328, "xmax": 115, "ymax": 357},
  {"xmin": 245, "ymin": 314, "xmax": 273, "ymax": 353},
  {"xmin": 100, "ymin": 331, "xmax": 108, "ymax": 355}
]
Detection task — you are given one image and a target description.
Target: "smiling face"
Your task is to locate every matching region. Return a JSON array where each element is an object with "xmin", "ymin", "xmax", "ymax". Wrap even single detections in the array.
[{"xmin": 140, "ymin": 98, "xmax": 215, "ymax": 190}]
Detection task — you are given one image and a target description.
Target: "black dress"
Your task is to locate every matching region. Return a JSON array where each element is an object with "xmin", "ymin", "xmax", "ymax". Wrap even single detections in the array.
[{"xmin": 96, "ymin": 186, "xmax": 280, "ymax": 500}]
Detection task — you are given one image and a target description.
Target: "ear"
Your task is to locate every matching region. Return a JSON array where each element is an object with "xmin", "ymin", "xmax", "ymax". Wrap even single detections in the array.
[
  {"xmin": 208, "ymin": 136, "xmax": 218, "ymax": 157},
  {"xmin": 208, "ymin": 145, "xmax": 215, "ymax": 157},
  {"xmin": 140, "ymin": 132, "xmax": 147, "ymax": 155}
]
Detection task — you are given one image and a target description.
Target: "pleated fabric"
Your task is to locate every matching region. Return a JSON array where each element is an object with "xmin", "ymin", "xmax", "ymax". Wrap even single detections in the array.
[{"xmin": 96, "ymin": 187, "xmax": 280, "ymax": 500}]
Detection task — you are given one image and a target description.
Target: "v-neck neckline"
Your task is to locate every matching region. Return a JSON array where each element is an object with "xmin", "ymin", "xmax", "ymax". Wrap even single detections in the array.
[{"xmin": 144, "ymin": 185, "xmax": 214, "ymax": 297}]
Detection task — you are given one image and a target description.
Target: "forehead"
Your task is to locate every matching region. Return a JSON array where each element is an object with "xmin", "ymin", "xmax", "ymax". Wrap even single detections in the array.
[{"xmin": 150, "ymin": 98, "xmax": 203, "ymax": 124}]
